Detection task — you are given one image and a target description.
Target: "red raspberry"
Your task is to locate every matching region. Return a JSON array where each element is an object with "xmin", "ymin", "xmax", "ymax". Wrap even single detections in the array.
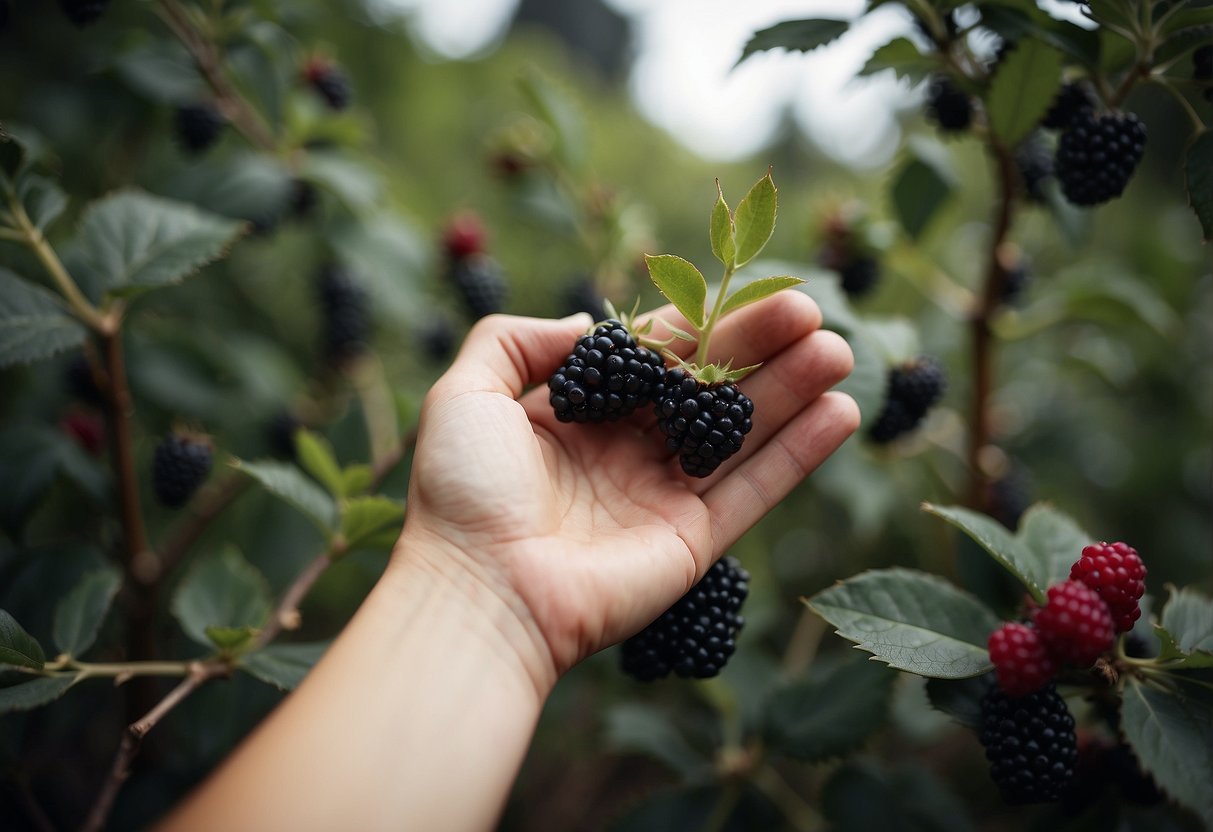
[
  {"xmin": 1070, "ymin": 542, "xmax": 1146, "ymax": 633},
  {"xmin": 441, "ymin": 213, "xmax": 487, "ymax": 261},
  {"xmin": 988, "ymin": 622, "xmax": 1057, "ymax": 697},
  {"xmin": 1035, "ymin": 580, "xmax": 1115, "ymax": 666}
]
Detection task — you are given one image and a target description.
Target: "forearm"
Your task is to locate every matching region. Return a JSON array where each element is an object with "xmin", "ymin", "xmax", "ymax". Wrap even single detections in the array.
[{"xmin": 159, "ymin": 534, "xmax": 551, "ymax": 832}]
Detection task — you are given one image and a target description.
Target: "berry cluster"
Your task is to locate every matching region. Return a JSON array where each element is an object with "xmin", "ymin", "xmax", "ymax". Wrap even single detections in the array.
[
  {"xmin": 317, "ymin": 264, "xmax": 372, "ymax": 365},
  {"xmin": 152, "ymin": 432, "xmax": 213, "ymax": 508},
  {"xmin": 980, "ymin": 683, "xmax": 1078, "ymax": 804},
  {"xmin": 987, "ymin": 542, "xmax": 1145, "ymax": 698},
  {"xmin": 548, "ymin": 320, "xmax": 666, "ymax": 424},
  {"xmin": 621, "ymin": 557, "xmax": 750, "ymax": 681},
  {"xmin": 440, "ymin": 213, "xmax": 507, "ymax": 320},
  {"xmin": 868, "ymin": 356, "xmax": 947, "ymax": 443}
]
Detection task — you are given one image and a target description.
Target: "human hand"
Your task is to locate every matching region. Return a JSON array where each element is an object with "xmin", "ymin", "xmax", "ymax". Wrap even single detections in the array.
[{"xmin": 393, "ymin": 292, "xmax": 857, "ymax": 692}]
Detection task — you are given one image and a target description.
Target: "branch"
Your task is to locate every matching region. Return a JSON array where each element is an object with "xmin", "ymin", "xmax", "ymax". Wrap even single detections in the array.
[
  {"xmin": 254, "ymin": 549, "xmax": 334, "ymax": 649},
  {"xmin": 149, "ymin": 470, "xmax": 252, "ymax": 585}
]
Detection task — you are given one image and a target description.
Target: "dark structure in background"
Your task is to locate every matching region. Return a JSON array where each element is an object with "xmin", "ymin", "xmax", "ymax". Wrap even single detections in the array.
[{"xmin": 512, "ymin": 0, "xmax": 631, "ymax": 79}]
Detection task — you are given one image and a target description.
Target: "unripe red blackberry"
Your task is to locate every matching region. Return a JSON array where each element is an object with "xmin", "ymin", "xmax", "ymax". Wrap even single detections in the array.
[
  {"xmin": 1041, "ymin": 82, "xmax": 1096, "ymax": 131},
  {"xmin": 621, "ymin": 556, "xmax": 749, "ymax": 681},
  {"xmin": 989, "ymin": 622, "xmax": 1057, "ymax": 698},
  {"xmin": 153, "ymin": 433, "xmax": 213, "ymax": 508},
  {"xmin": 548, "ymin": 320, "xmax": 666, "ymax": 424},
  {"xmin": 1034, "ymin": 579, "xmax": 1115, "ymax": 666},
  {"xmin": 925, "ymin": 76, "xmax": 973, "ymax": 133},
  {"xmin": 60, "ymin": 410, "xmax": 105, "ymax": 456},
  {"xmin": 449, "ymin": 255, "xmax": 507, "ymax": 320},
  {"xmin": 317, "ymin": 264, "xmax": 371, "ymax": 365},
  {"xmin": 1070, "ymin": 541, "xmax": 1146, "ymax": 633},
  {"xmin": 303, "ymin": 58, "xmax": 352, "ymax": 110},
  {"xmin": 655, "ymin": 369, "xmax": 754, "ymax": 478},
  {"xmin": 441, "ymin": 213, "xmax": 487, "ymax": 261},
  {"xmin": 1055, "ymin": 112, "xmax": 1146, "ymax": 206},
  {"xmin": 869, "ymin": 355, "xmax": 947, "ymax": 443},
  {"xmin": 980, "ymin": 683, "xmax": 1077, "ymax": 804},
  {"xmin": 175, "ymin": 103, "xmax": 226, "ymax": 155},
  {"xmin": 59, "ymin": 0, "xmax": 108, "ymax": 27}
]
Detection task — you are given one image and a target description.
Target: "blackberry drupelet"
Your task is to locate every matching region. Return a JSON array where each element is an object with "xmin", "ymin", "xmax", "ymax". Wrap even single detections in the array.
[
  {"xmin": 838, "ymin": 255, "xmax": 880, "ymax": 298},
  {"xmin": 925, "ymin": 76, "xmax": 973, "ymax": 133},
  {"xmin": 548, "ymin": 320, "xmax": 666, "ymax": 423},
  {"xmin": 318, "ymin": 264, "xmax": 371, "ymax": 364},
  {"xmin": 59, "ymin": 0, "xmax": 108, "ymax": 26},
  {"xmin": 175, "ymin": 104, "xmax": 226, "ymax": 155},
  {"xmin": 450, "ymin": 255, "xmax": 507, "ymax": 320},
  {"xmin": 1055, "ymin": 112, "xmax": 1146, "ymax": 206},
  {"xmin": 304, "ymin": 59, "xmax": 352, "ymax": 110},
  {"xmin": 980, "ymin": 683, "xmax": 1077, "ymax": 804},
  {"xmin": 153, "ymin": 433, "xmax": 213, "ymax": 508},
  {"xmin": 1015, "ymin": 134, "xmax": 1054, "ymax": 203},
  {"xmin": 655, "ymin": 369, "xmax": 754, "ymax": 478},
  {"xmin": 1041, "ymin": 82, "xmax": 1096, "ymax": 130},
  {"xmin": 621, "ymin": 556, "xmax": 750, "ymax": 681},
  {"xmin": 1070, "ymin": 541, "xmax": 1146, "ymax": 633},
  {"xmin": 869, "ymin": 356, "xmax": 946, "ymax": 443}
]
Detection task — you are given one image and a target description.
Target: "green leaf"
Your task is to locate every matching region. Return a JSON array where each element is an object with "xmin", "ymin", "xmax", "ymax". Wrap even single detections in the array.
[
  {"xmin": 764, "ymin": 658, "xmax": 896, "ymax": 761},
  {"xmin": 0, "ymin": 675, "xmax": 77, "ymax": 713},
  {"xmin": 720, "ymin": 276, "xmax": 804, "ymax": 317},
  {"xmin": 924, "ymin": 675, "xmax": 991, "ymax": 730},
  {"xmin": 603, "ymin": 703, "xmax": 713, "ymax": 780},
  {"xmin": 1185, "ymin": 130, "xmax": 1213, "ymax": 242},
  {"xmin": 52, "ymin": 567, "xmax": 121, "ymax": 657},
  {"xmin": 1121, "ymin": 678, "xmax": 1213, "ymax": 828},
  {"xmin": 807, "ymin": 568, "xmax": 1000, "ymax": 679},
  {"xmin": 709, "ymin": 181, "xmax": 735, "ymax": 267},
  {"xmin": 645, "ymin": 254, "xmax": 706, "ymax": 330},
  {"xmin": 73, "ymin": 190, "xmax": 245, "ymax": 294},
  {"xmin": 0, "ymin": 610, "xmax": 46, "ymax": 670},
  {"xmin": 986, "ymin": 41, "xmax": 1063, "ymax": 147},
  {"xmin": 737, "ymin": 18, "xmax": 850, "ymax": 65},
  {"xmin": 233, "ymin": 459, "xmax": 339, "ymax": 532},
  {"xmin": 113, "ymin": 41, "xmax": 205, "ymax": 103},
  {"xmin": 299, "ymin": 152, "xmax": 381, "ymax": 210},
  {"xmin": 295, "ymin": 430, "xmax": 344, "ymax": 498},
  {"xmin": 171, "ymin": 547, "xmax": 273, "ymax": 649},
  {"xmin": 1016, "ymin": 504, "xmax": 1091, "ymax": 592},
  {"xmin": 1155, "ymin": 23, "xmax": 1213, "ymax": 64},
  {"xmin": 0, "ymin": 268, "xmax": 88, "ymax": 368},
  {"xmin": 974, "ymin": 3, "xmax": 1100, "ymax": 67},
  {"xmin": 859, "ymin": 38, "xmax": 934, "ymax": 86},
  {"xmin": 890, "ymin": 150, "xmax": 953, "ymax": 240},
  {"xmin": 923, "ymin": 503, "xmax": 1045, "ymax": 602},
  {"xmin": 1155, "ymin": 625, "xmax": 1213, "ymax": 668},
  {"xmin": 340, "ymin": 464, "xmax": 374, "ymax": 498},
  {"xmin": 341, "ymin": 495, "xmax": 404, "ymax": 551},
  {"xmin": 240, "ymin": 641, "xmax": 329, "ymax": 691},
  {"xmin": 205, "ymin": 625, "xmax": 258, "ymax": 652},
  {"xmin": 1160, "ymin": 587, "xmax": 1213, "ymax": 662},
  {"xmin": 18, "ymin": 173, "xmax": 68, "ymax": 232},
  {"xmin": 732, "ymin": 172, "xmax": 777, "ymax": 268}
]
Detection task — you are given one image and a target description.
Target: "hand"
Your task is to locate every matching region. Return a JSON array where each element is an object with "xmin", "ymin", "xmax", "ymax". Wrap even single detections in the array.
[{"xmin": 395, "ymin": 292, "xmax": 857, "ymax": 691}]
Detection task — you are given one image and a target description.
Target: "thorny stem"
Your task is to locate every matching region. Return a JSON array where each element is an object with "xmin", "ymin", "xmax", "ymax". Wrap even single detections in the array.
[{"xmin": 694, "ymin": 264, "xmax": 736, "ymax": 368}]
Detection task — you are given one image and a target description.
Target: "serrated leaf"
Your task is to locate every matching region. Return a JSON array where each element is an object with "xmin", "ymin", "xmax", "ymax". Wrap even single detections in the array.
[
  {"xmin": 73, "ymin": 190, "xmax": 245, "ymax": 293},
  {"xmin": 764, "ymin": 658, "xmax": 896, "ymax": 761},
  {"xmin": 859, "ymin": 37, "xmax": 934, "ymax": 86},
  {"xmin": 1121, "ymin": 679, "xmax": 1213, "ymax": 828},
  {"xmin": 732, "ymin": 172, "xmax": 777, "ymax": 268},
  {"xmin": 171, "ymin": 547, "xmax": 272, "ymax": 649},
  {"xmin": 233, "ymin": 459, "xmax": 338, "ymax": 532},
  {"xmin": 0, "ymin": 268, "xmax": 88, "ymax": 368},
  {"xmin": 720, "ymin": 276, "xmax": 804, "ymax": 316},
  {"xmin": 737, "ymin": 18, "xmax": 850, "ymax": 65},
  {"xmin": 645, "ymin": 255, "xmax": 706, "ymax": 330},
  {"xmin": 340, "ymin": 464, "xmax": 374, "ymax": 497},
  {"xmin": 924, "ymin": 675, "xmax": 991, "ymax": 730},
  {"xmin": 807, "ymin": 568, "xmax": 1000, "ymax": 679},
  {"xmin": 1159, "ymin": 587, "xmax": 1213, "ymax": 665},
  {"xmin": 923, "ymin": 503, "xmax": 1046, "ymax": 602},
  {"xmin": 1186, "ymin": 130, "xmax": 1213, "ymax": 242},
  {"xmin": 1155, "ymin": 24, "xmax": 1213, "ymax": 63},
  {"xmin": 604, "ymin": 703, "xmax": 713, "ymax": 781},
  {"xmin": 986, "ymin": 41, "xmax": 1063, "ymax": 147},
  {"xmin": 0, "ymin": 675, "xmax": 77, "ymax": 713},
  {"xmin": 295, "ymin": 430, "xmax": 344, "ymax": 498},
  {"xmin": 0, "ymin": 610, "xmax": 45, "ymax": 670},
  {"xmin": 341, "ymin": 495, "xmax": 404, "ymax": 551},
  {"xmin": 240, "ymin": 641, "xmax": 329, "ymax": 691},
  {"xmin": 891, "ymin": 154, "xmax": 953, "ymax": 240},
  {"xmin": 52, "ymin": 567, "xmax": 121, "ymax": 657},
  {"xmin": 709, "ymin": 182, "xmax": 735, "ymax": 267},
  {"xmin": 1155, "ymin": 625, "xmax": 1213, "ymax": 668},
  {"xmin": 1016, "ymin": 504, "xmax": 1091, "ymax": 592},
  {"xmin": 205, "ymin": 625, "xmax": 258, "ymax": 652}
]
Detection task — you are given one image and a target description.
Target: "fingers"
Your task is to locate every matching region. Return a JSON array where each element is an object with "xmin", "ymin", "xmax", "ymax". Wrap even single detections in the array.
[{"xmin": 703, "ymin": 391, "xmax": 861, "ymax": 553}]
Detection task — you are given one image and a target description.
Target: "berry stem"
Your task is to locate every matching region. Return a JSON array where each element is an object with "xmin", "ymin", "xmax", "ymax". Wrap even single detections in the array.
[{"xmin": 694, "ymin": 263, "xmax": 736, "ymax": 368}]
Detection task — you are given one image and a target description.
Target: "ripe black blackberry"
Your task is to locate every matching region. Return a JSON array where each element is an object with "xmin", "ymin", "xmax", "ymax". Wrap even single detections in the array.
[
  {"xmin": 418, "ymin": 314, "xmax": 457, "ymax": 363},
  {"xmin": 838, "ymin": 255, "xmax": 879, "ymax": 298},
  {"xmin": 989, "ymin": 463, "xmax": 1032, "ymax": 530},
  {"xmin": 304, "ymin": 59, "xmax": 352, "ymax": 111},
  {"xmin": 1001, "ymin": 258, "xmax": 1030, "ymax": 305},
  {"xmin": 175, "ymin": 103, "xmax": 226, "ymax": 155},
  {"xmin": 548, "ymin": 320, "xmax": 666, "ymax": 423},
  {"xmin": 620, "ymin": 556, "xmax": 749, "ymax": 681},
  {"xmin": 1055, "ymin": 112, "xmax": 1146, "ymax": 206},
  {"xmin": 561, "ymin": 274, "xmax": 605, "ymax": 317},
  {"xmin": 1041, "ymin": 82, "xmax": 1096, "ymax": 131},
  {"xmin": 317, "ymin": 265, "xmax": 371, "ymax": 365},
  {"xmin": 868, "ymin": 356, "xmax": 946, "ymax": 444},
  {"xmin": 59, "ymin": 0, "xmax": 108, "ymax": 26},
  {"xmin": 153, "ymin": 433, "xmax": 214, "ymax": 508},
  {"xmin": 65, "ymin": 352, "xmax": 105, "ymax": 405},
  {"xmin": 925, "ymin": 76, "xmax": 973, "ymax": 133},
  {"xmin": 1015, "ymin": 134, "xmax": 1054, "ymax": 204},
  {"xmin": 1195, "ymin": 45, "xmax": 1213, "ymax": 103},
  {"xmin": 655, "ymin": 370, "xmax": 754, "ymax": 478},
  {"xmin": 980, "ymin": 683, "xmax": 1077, "ymax": 804},
  {"xmin": 266, "ymin": 411, "xmax": 301, "ymax": 460},
  {"xmin": 450, "ymin": 255, "xmax": 507, "ymax": 320}
]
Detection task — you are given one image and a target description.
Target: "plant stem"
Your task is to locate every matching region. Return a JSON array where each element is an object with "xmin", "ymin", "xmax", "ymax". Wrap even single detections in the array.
[
  {"xmin": 253, "ymin": 549, "xmax": 334, "ymax": 649},
  {"xmin": 1149, "ymin": 77, "xmax": 1207, "ymax": 132},
  {"xmin": 751, "ymin": 764, "xmax": 822, "ymax": 832},
  {"xmin": 695, "ymin": 265, "xmax": 735, "ymax": 368},
  {"xmin": 151, "ymin": 470, "xmax": 252, "ymax": 584}
]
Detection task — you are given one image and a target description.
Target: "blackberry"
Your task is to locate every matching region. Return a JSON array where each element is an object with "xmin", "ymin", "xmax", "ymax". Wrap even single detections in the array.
[
  {"xmin": 59, "ymin": 0, "xmax": 108, "ymax": 26},
  {"xmin": 175, "ymin": 103, "xmax": 226, "ymax": 155},
  {"xmin": 1041, "ymin": 83, "xmax": 1096, "ymax": 131},
  {"xmin": 988, "ymin": 622, "xmax": 1057, "ymax": 698},
  {"xmin": 980, "ymin": 683, "xmax": 1077, "ymax": 804},
  {"xmin": 838, "ymin": 255, "xmax": 880, "ymax": 298},
  {"xmin": 1194, "ymin": 45, "xmax": 1213, "ymax": 103},
  {"xmin": 1015, "ymin": 134, "xmax": 1054, "ymax": 204},
  {"xmin": 869, "ymin": 356, "xmax": 947, "ymax": 444},
  {"xmin": 318, "ymin": 264, "xmax": 371, "ymax": 365},
  {"xmin": 621, "ymin": 556, "xmax": 750, "ymax": 681},
  {"xmin": 418, "ymin": 314, "xmax": 458, "ymax": 363},
  {"xmin": 925, "ymin": 76, "xmax": 973, "ymax": 133},
  {"xmin": 989, "ymin": 463, "xmax": 1032, "ymax": 530},
  {"xmin": 561, "ymin": 273, "xmax": 605, "ymax": 317},
  {"xmin": 304, "ymin": 59, "xmax": 352, "ymax": 111},
  {"xmin": 450, "ymin": 255, "xmax": 507, "ymax": 320},
  {"xmin": 548, "ymin": 320, "xmax": 666, "ymax": 424},
  {"xmin": 1034, "ymin": 579, "xmax": 1115, "ymax": 666},
  {"xmin": 65, "ymin": 352, "xmax": 105, "ymax": 405},
  {"xmin": 1070, "ymin": 541, "xmax": 1146, "ymax": 633},
  {"xmin": 153, "ymin": 433, "xmax": 213, "ymax": 508},
  {"xmin": 1002, "ymin": 257, "xmax": 1030, "ymax": 305},
  {"xmin": 266, "ymin": 411, "xmax": 300, "ymax": 460},
  {"xmin": 1055, "ymin": 112, "xmax": 1146, "ymax": 206},
  {"xmin": 655, "ymin": 370, "xmax": 754, "ymax": 478}
]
